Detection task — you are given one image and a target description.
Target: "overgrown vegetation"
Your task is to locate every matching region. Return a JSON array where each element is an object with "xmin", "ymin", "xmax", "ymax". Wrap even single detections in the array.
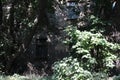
[
  {"xmin": 0, "ymin": 0, "xmax": 54, "ymax": 74},
  {"xmin": 0, "ymin": 74, "xmax": 120, "ymax": 80},
  {"xmin": 51, "ymin": 0, "xmax": 120, "ymax": 79},
  {"xmin": 0, "ymin": 74, "xmax": 54, "ymax": 80},
  {"xmin": 0, "ymin": 0, "xmax": 120, "ymax": 80},
  {"xmin": 52, "ymin": 26, "xmax": 120, "ymax": 80}
]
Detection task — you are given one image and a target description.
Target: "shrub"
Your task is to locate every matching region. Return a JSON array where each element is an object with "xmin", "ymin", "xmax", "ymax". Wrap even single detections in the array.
[
  {"xmin": 53, "ymin": 57, "xmax": 93, "ymax": 80},
  {"xmin": 64, "ymin": 26, "xmax": 120, "ymax": 72},
  {"xmin": 52, "ymin": 26, "xmax": 120, "ymax": 80},
  {"xmin": 52, "ymin": 57, "xmax": 110, "ymax": 80}
]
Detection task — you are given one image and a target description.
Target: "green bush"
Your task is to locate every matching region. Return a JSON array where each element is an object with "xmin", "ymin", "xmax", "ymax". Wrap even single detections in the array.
[
  {"xmin": 64, "ymin": 26, "xmax": 120, "ymax": 72},
  {"xmin": 52, "ymin": 26, "xmax": 120, "ymax": 80},
  {"xmin": 53, "ymin": 57, "xmax": 93, "ymax": 80},
  {"xmin": 52, "ymin": 57, "xmax": 110, "ymax": 80}
]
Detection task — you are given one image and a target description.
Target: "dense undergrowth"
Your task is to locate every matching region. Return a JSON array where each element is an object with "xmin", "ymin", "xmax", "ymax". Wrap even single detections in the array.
[
  {"xmin": 51, "ymin": 26, "xmax": 120, "ymax": 80},
  {"xmin": 0, "ymin": 74, "xmax": 53, "ymax": 80},
  {"xmin": 0, "ymin": 74, "xmax": 120, "ymax": 80},
  {"xmin": 0, "ymin": 0, "xmax": 120, "ymax": 80},
  {"xmin": 0, "ymin": 73, "xmax": 120, "ymax": 80}
]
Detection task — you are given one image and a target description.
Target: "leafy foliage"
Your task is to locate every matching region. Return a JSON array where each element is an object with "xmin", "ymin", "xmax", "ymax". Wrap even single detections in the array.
[
  {"xmin": 88, "ymin": 15, "xmax": 111, "ymax": 33},
  {"xmin": 0, "ymin": 0, "xmax": 55, "ymax": 74},
  {"xmin": 52, "ymin": 56, "xmax": 111, "ymax": 80},
  {"xmin": 65, "ymin": 26, "xmax": 120, "ymax": 72},
  {"xmin": 0, "ymin": 0, "xmax": 38, "ymax": 73},
  {"xmin": 92, "ymin": 72, "xmax": 108, "ymax": 80},
  {"xmin": 52, "ymin": 26, "xmax": 120, "ymax": 80},
  {"xmin": 53, "ymin": 57, "xmax": 93, "ymax": 80},
  {"xmin": 0, "ymin": 74, "xmax": 55, "ymax": 80}
]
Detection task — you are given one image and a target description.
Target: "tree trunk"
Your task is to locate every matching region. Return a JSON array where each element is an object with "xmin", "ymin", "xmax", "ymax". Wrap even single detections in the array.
[
  {"xmin": 5, "ymin": 0, "xmax": 49, "ymax": 74},
  {"xmin": 38, "ymin": 0, "xmax": 49, "ymax": 27},
  {"xmin": 5, "ymin": 0, "xmax": 16, "ymax": 74}
]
